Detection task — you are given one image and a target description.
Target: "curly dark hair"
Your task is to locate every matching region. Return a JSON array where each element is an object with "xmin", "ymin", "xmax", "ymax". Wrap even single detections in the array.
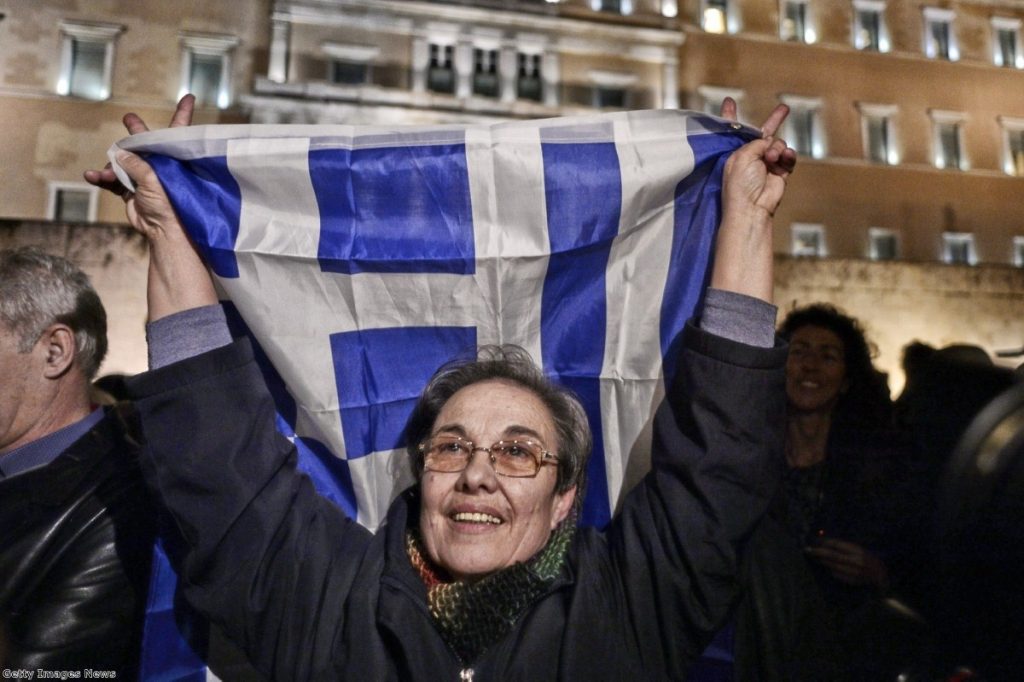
[
  {"xmin": 403, "ymin": 345, "xmax": 591, "ymax": 501},
  {"xmin": 779, "ymin": 303, "xmax": 892, "ymax": 427}
]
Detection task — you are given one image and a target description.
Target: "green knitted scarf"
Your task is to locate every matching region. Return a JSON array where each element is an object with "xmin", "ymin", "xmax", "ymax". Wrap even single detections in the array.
[{"xmin": 406, "ymin": 514, "xmax": 575, "ymax": 665}]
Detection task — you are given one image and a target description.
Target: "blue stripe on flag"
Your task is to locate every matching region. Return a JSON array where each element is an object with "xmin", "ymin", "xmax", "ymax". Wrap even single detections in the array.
[
  {"xmin": 311, "ymin": 145, "xmax": 475, "ymax": 275},
  {"xmin": 223, "ymin": 303, "xmax": 358, "ymax": 517},
  {"xmin": 138, "ymin": 537, "xmax": 209, "ymax": 681},
  {"xmin": 148, "ymin": 155, "xmax": 242, "ymax": 278},
  {"xmin": 331, "ymin": 326, "xmax": 478, "ymax": 459},
  {"xmin": 659, "ymin": 130, "xmax": 745, "ymax": 383},
  {"xmin": 540, "ymin": 140, "xmax": 622, "ymax": 528}
]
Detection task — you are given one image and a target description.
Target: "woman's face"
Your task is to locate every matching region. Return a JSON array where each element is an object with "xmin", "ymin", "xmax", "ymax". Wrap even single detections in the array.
[
  {"xmin": 418, "ymin": 379, "xmax": 576, "ymax": 581},
  {"xmin": 786, "ymin": 325, "xmax": 848, "ymax": 414}
]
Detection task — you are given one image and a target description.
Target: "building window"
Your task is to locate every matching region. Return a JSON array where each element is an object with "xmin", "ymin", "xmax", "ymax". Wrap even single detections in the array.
[
  {"xmin": 517, "ymin": 53, "xmax": 542, "ymax": 102},
  {"xmin": 593, "ymin": 87, "xmax": 627, "ymax": 109},
  {"xmin": 781, "ymin": 95, "xmax": 823, "ymax": 159},
  {"xmin": 593, "ymin": 0, "xmax": 633, "ymax": 14},
  {"xmin": 924, "ymin": 7, "xmax": 958, "ymax": 61},
  {"xmin": 57, "ymin": 21, "xmax": 122, "ymax": 100},
  {"xmin": 1000, "ymin": 117, "xmax": 1024, "ymax": 176},
  {"xmin": 852, "ymin": 0, "xmax": 888, "ymax": 52},
  {"xmin": 472, "ymin": 48, "xmax": 499, "ymax": 98},
  {"xmin": 588, "ymin": 69, "xmax": 636, "ymax": 110},
  {"xmin": 323, "ymin": 43, "xmax": 379, "ymax": 86},
  {"xmin": 698, "ymin": 85, "xmax": 744, "ymax": 117},
  {"xmin": 702, "ymin": 0, "xmax": 735, "ymax": 34},
  {"xmin": 992, "ymin": 18, "xmax": 1023, "ymax": 68},
  {"xmin": 930, "ymin": 110, "xmax": 966, "ymax": 170},
  {"xmin": 330, "ymin": 60, "xmax": 368, "ymax": 85},
  {"xmin": 48, "ymin": 183, "xmax": 97, "ymax": 223},
  {"xmin": 792, "ymin": 223, "xmax": 826, "ymax": 257},
  {"xmin": 179, "ymin": 34, "xmax": 237, "ymax": 109},
  {"xmin": 781, "ymin": 0, "xmax": 814, "ymax": 43},
  {"xmin": 868, "ymin": 228, "xmax": 899, "ymax": 261},
  {"xmin": 858, "ymin": 103, "xmax": 898, "ymax": 165},
  {"xmin": 943, "ymin": 232, "xmax": 977, "ymax": 265},
  {"xmin": 1013, "ymin": 236, "xmax": 1024, "ymax": 267},
  {"xmin": 428, "ymin": 43, "xmax": 455, "ymax": 94}
]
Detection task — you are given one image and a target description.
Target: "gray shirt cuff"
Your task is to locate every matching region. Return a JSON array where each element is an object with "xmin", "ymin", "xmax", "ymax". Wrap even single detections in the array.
[
  {"xmin": 146, "ymin": 304, "xmax": 233, "ymax": 370},
  {"xmin": 700, "ymin": 288, "xmax": 777, "ymax": 348}
]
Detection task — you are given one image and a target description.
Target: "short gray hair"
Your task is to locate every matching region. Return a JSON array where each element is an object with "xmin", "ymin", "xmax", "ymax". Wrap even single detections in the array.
[
  {"xmin": 404, "ymin": 345, "xmax": 592, "ymax": 502},
  {"xmin": 0, "ymin": 247, "xmax": 107, "ymax": 379}
]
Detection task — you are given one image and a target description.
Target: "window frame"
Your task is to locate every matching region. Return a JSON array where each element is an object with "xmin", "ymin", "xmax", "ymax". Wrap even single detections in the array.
[
  {"xmin": 697, "ymin": 85, "xmax": 744, "ymax": 117},
  {"xmin": 857, "ymin": 102, "xmax": 898, "ymax": 165},
  {"xmin": 588, "ymin": 69, "xmax": 636, "ymax": 110},
  {"xmin": 471, "ymin": 46, "xmax": 500, "ymax": 98},
  {"xmin": 701, "ymin": 0, "xmax": 739, "ymax": 34},
  {"xmin": 179, "ymin": 33, "xmax": 238, "ymax": 109},
  {"xmin": 999, "ymin": 116, "xmax": 1024, "ymax": 177},
  {"xmin": 322, "ymin": 42, "xmax": 379, "ymax": 86},
  {"xmin": 852, "ymin": 0, "xmax": 889, "ymax": 52},
  {"xmin": 868, "ymin": 227, "xmax": 900, "ymax": 261},
  {"xmin": 929, "ymin": 109, "xmax": 967, "ymax": 170},
  {"xmin": 1013, "ymin": 236, "xmax": 1024, "ymax": 267},
  {"xmin": 47, "ymin": 182, "xmax": 98, "ymax": 223},
  {"xmin": 923, "ymin": 7, "xmax": 958, "ymax": 61},
  {"xmin": 942, "ymin": 232, "xmax": 977, "ymax": 266},
  {"xmin": 791, "ymin": 223, "xmax": 827, "ymax": 257},
  {"xmin": 427, "ymin": 41, "xmax": 456, "ymax": 95},
  {"xmin": 780, "ymin": 94, "xmax": 824, "ymax": 159},
  {"xmin": 57, "ymin": 20, "xmax": 123, "ymax": 100},
  {"xmin": 992, "ymin": 17, "xmax": 1023, "ymax": 68},
  {"xmin": 780, "ymin": 0, "xmax": 815, "ymax": 43},
  {"xmin": 592, "ymin": 0, "xmax": 633, "ymax": 15},
  {"xmin": 516, "ymin": 51, "xmax": 543, "ymax": 102}
]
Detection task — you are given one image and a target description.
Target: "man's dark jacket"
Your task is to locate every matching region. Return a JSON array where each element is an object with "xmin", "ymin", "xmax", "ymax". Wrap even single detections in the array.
[
  {"xmin": 127, "ymin": 324, "xmax": 786, "ymax": 680},
  {"xmin": 0, "ymin": 406, "xmax": 155, "ymax": 674}
]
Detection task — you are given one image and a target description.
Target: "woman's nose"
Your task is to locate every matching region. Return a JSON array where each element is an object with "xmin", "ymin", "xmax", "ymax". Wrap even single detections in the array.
[{"xmin": 456, "ymin": 448, "xmax": 499, "ymax": 493}]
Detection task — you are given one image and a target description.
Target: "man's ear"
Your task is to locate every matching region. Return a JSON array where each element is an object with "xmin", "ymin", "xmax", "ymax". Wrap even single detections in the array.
[
  {"xmin": 550, "ymin": 484, "xmax": 577, "ymax": 529},
  {"xmin": 40, "ymin": 324, "xmax": 78, "ymax": 379}
]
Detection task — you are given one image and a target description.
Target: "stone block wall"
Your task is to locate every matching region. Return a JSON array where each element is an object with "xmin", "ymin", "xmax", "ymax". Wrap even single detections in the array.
[{"xmin": 776, "ymin": 256, "xmax": 1024, "ymax": 394}]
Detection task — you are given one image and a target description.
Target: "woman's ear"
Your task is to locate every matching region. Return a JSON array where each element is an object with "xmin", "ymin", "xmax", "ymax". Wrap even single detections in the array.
[{"xmin": 550, "ymin": 485, "xmax": 577, "ymax": 529}]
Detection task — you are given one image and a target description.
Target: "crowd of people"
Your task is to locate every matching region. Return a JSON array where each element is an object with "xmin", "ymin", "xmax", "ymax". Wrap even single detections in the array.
[{"xmin": 1, "ymin": 95, "xmax": 1020, "ymax": 680}]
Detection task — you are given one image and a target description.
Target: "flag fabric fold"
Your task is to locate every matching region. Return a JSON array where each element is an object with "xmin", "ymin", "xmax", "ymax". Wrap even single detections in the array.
[{"xmin": 110, "ymin": 109, "xmax": 757, "ymax": 680}]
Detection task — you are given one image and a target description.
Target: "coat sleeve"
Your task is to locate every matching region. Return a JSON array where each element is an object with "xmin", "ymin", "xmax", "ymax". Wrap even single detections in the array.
[
  {"xmin": 607, "ymin": 322, "xmax": 787, "ymax": 677},
  {"xmin": 126, "ymin": 338, "xmax": 373, "ymax": 681}
]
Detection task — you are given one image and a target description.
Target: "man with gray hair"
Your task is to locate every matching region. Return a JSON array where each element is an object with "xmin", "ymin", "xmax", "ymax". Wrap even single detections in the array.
[{"xmin": 0, "ymin": 247, "xmax": 153, "ymax": 675}]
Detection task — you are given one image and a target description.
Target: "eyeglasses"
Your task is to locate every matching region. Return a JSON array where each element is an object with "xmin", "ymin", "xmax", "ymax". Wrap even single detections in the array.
[{"xmin": 418, "ymin": 434, "xmax": 558, "ymax": 478}]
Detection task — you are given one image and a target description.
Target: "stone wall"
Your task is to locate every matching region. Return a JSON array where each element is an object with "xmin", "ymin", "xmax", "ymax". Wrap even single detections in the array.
[
  {"xmin": 3, "ymin": 220, "xmax": 1022, "ymax": 392},
  {"xmin": 776, "ymin": 255, "xmax": 1024, "ymax": 394}
]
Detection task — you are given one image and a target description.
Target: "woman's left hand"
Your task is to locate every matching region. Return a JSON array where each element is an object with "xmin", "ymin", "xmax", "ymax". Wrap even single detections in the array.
[
  {"xmin": 805, "ymin": 538, "xmax": 890, "ymax": 589},
  {"xmin": 709, "ymin": 99, "xmax": 797, "ymax": 303}
]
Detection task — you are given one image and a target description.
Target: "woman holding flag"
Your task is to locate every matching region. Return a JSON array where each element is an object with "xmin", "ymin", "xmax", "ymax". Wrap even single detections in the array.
[{"xmin": 86, "ymin": 96, "xmax": 795, "ymax": 680}]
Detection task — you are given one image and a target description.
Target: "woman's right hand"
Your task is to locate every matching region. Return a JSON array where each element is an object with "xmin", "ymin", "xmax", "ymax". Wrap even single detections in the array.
[{"xmin": 84, "ymin": 95, "xmax": 218, "ymax": 321}]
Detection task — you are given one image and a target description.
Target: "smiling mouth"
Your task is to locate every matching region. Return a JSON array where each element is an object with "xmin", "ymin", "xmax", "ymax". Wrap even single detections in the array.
[{"xmin": 451, "ymin": 511, "xmax": 503, "ymax": 525}]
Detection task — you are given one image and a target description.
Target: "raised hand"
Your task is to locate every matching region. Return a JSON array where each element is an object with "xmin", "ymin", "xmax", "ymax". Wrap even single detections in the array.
[
  {"xmin": 83, "ymin": 95, "xmax": 217, "ymax": 321},
  {"xmin": 720, "ymin": 97, "xmax": 797, "ymax": 219},
  {"xmin": 709, "ymin": 98, "xmax": 798, "ymax": 303}
]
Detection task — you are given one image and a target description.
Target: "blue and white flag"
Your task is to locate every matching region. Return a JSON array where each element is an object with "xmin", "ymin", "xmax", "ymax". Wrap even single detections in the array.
[{"xmin": 110, "ymin": 109, "xmax": 757, "ymax": 680}]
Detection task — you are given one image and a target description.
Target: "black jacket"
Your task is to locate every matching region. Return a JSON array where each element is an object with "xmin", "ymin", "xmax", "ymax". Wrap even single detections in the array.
[
  {"xmin": 127, "ymin": 324, "xmax": 786, "ymax": 680},
  {"xmin": 0, "ymin": 406, "xmax": 155, "ymax": 674}
]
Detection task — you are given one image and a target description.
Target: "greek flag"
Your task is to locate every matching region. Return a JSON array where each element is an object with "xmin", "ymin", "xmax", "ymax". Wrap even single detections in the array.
[{"xmin": 110, "ymin": 109, "xmax": 757, "ymax": 680}]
